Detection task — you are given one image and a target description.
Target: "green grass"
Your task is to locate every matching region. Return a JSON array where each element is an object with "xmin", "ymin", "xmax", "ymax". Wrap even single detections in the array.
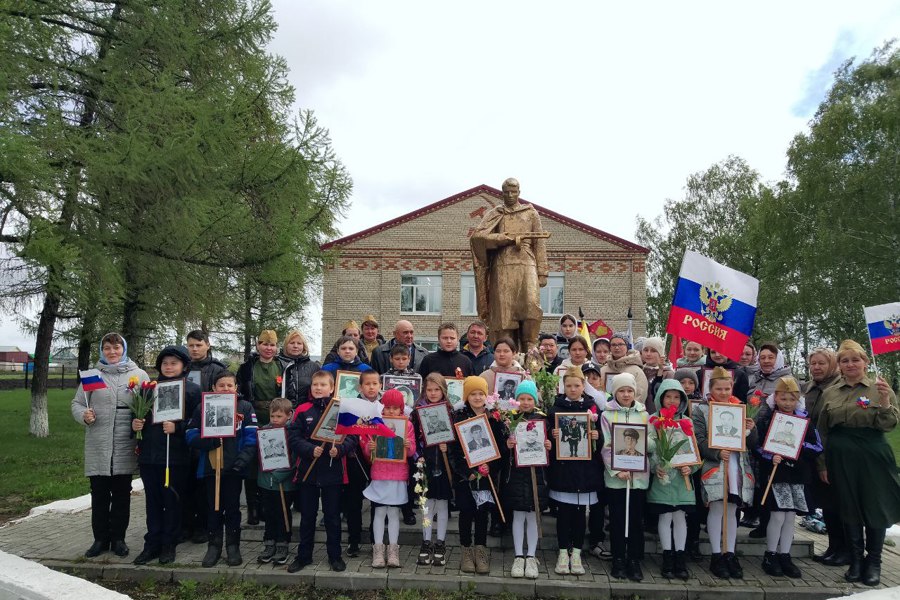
[
  {"xmin": 0, "ymin": 389, "xmax": 88, "ymax": 521},
  {"xmin": 888, "ymin": 427, "xmax": 900, "ymax": 465}
]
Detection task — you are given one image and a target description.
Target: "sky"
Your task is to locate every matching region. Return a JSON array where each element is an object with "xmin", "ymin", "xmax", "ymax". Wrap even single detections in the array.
[{"xmin": 1, "ymin": 0, "xmax": 898, "ymax": 354}]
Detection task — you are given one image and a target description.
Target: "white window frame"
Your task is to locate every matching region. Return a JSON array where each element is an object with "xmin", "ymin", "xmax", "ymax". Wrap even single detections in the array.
[
  {"xmin": 460, "ymin": 272, "xmax": 477, "ymax": 316},
  {"xmin": 400, "ymin": 271, "xmax": 443, "ymax": 315},
  {"xmin": 540, "ymin": 272, "xmax": 565, "ymax": 316}
]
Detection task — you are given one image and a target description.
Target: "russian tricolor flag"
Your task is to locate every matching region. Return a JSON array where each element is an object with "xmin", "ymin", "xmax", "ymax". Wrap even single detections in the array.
[
  {"xmin": 665, "ymin": 250, "xmax": 759, "ymax": 363},
  {"xmin": 864, "ymin": 302, "xmax": 900, "ymax": 356},
  {"xmin": 78, "ymin": 369, "xmax": 107, "ymax": 392},
  {"xmin": 335, "ymin": 396, "xmax": 396, "ymax": 438}
]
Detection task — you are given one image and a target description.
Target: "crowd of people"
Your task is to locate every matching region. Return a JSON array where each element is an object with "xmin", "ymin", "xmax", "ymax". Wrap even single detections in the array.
[{"xmin": 70, "ymin": 314, "xmax": 899, "ymax": 586}]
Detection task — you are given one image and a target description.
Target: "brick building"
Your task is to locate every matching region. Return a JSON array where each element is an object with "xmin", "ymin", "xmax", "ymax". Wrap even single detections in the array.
[{"xmin": 319, "ymin": 185, "xmax": 648, "ymax": 354}]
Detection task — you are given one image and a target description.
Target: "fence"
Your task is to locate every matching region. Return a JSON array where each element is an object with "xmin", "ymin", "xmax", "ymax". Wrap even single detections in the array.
[{"xmin": 0, "ymin": 363, "xmax": 78, "ymax": 390}]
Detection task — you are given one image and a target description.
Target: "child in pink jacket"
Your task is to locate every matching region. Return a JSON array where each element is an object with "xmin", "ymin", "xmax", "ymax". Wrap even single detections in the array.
[{"xmin": 360, "ymin": 389, "xmax": 416, "ymax": 568}]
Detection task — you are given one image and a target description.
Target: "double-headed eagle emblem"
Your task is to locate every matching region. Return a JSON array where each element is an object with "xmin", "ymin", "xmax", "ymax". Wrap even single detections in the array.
[
  {"xmin": 699, "ymin": 282, "xmax": 732, "ymax": 323},
  {"xmin": 886, "ymin": 316, "xmax": 900, "ymax": 337}
]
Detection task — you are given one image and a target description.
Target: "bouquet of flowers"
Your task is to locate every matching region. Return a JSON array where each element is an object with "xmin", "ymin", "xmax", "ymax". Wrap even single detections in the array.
[
  {"xmin": 531, "ymin": 368, "xmax": 559, "ymax": 409},
  {"xmin": 648, "ymin": 405, "xmax": 694, "ymax": 487},
  {"xmin": 413, "ymin": 458, "xmax": 430, "ymax": 528},
  {"xmin": 493, "ymin": 392, "xmax": 531, "ymax": 436},
  {"xmin": 126, "ymin": 376, "xmax": 156, "ymax": 440}
]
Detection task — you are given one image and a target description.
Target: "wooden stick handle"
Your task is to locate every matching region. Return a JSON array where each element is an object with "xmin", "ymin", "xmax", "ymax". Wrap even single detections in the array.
[
  {"xmin": 683, "ymin": 472, "xmax": 692, "ymax": 491},
  {"xmin": 486, "ymin": 472, "xmax": 506, "ymax": 524},
  {"xmin": 279, "ymin": 483, "xmax": 290, "ymax": 533},
  {"xmin": 625, "ymin": 478, "xmax": 631, "ymax": 538},
  {"xmin": 722, "ymin": 459, "xmax": 728, "ymax": 552},
  {"xmin": 441, "ymin": 448, "xmax": 454, "ymax": 483},
  {"xmin": 531, "ymin": 467, "xmax": 542, "ymax": 538},
  {"xmin": 214, "ymin": 446, "xmax": 222, "ymax": 512},
  {"xmin": 761, "ymin": 463, "xmax": 779, "ymax": 505}
]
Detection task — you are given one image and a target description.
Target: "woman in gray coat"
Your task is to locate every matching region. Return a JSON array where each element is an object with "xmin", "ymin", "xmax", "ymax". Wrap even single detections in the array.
[{"xmin": 71, "ymin": 332, "xmax": 149, "ymax": 558}]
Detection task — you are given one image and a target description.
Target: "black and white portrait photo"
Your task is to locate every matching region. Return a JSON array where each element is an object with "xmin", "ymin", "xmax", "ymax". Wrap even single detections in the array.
[
  {"xmin": 153, "ymin": 379, "xmax": 185, "ymax": 423},
  {"xmin": 383, "ymin": 374, "xmax": 422, "ymax": 409},
  {"xmin": 446, "ymin": 378, "xmax": 464, "ymax": 408},
  {"xmin": 763, "ymin": 412, "xmax": 809, "ymax": 460},
  {"xmin": 494, "ymin": 371, "xmax": 524, "ymax": 401},
  {"xmin": 610, "ymin": 422, "xmax": 648, "ymax": 472},
  {"xmin": 201, "ymin": 393, "xmax": 237, "ymax": 438},
  {"xmin": 708, "ymin": 402, "xmax": 747, "ymax": 451},
  {"xmin": 455, "ymin": 414, "xmax": 500, "ymax": 467},
  {"xmin": 555, "ymin": 412, "xmax": 592, "ymax": 460},
  {"xmin": 668, "ymin": 428, "xmax": 702, "ymax": 468},
  {"xmin": 416, "ymin": 403, "xmax": 456, "ymax": 446},
  {"xmin": 258, "ymin": 427, "xmax": 290, "ymax": 471},
  {"xmin": 335, "ymin": 370, "xmax": 361, "ymax": 400},
  {"xmin": 514, "ymin": 420, "xmax": 548, "ymax": 467}
]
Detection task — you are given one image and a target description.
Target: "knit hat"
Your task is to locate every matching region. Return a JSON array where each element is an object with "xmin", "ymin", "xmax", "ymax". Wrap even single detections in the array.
[
  {"xmin": 463, "ymin": 376, "xmax": 488, "ymax": 402},
  {"xmin": 258, "ymin": 330, "xmax": 278, "ymax": 345},
  {"xmin": 774, "ymin": 376, "xmax": 800, "ymax": 396},
  {"xmin": 643, "ymin": 336, "xmax": 665, "ymax": 356},
  {"xmin": 610, "ymin": 372, "xmax": 637, "ymax": 397},
  {"xmin": 515, "ymin": 380, "xmax": 539, "ymax": 405},
  {"xmin": 361, "ymin": 314, "xmax": 379, "ymax": 327},
  {"xmin": 709, "ymin": 366, "xmax": 733, "ymax": 382},
  {"xmin": 673, "ymin": 368, "xmax": 699, "ymax": 388},
  {"xmin": 382, "ymin": 389, "xmax": 404, "ymax": 410},
  {"xmin": 342, "ymin": 320, "xmax": 360, "ymax": 333},
  {"xmin": 155, "ymin": 345, "xmax": 190, "ymax": 372},
  {"xmin": 837, "ymin": 339, "xmax": 867, "ymax": 361}
]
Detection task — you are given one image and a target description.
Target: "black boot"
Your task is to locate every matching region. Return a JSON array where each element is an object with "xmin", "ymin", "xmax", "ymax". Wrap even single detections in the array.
[
  {"xmin": 724, "ymin": 552, "xmax": 743, "ymax": 579},
  {"xmin": 820, "ymin": 509, "xmax": 848, "ymax": 565},
  {"xmin": 610, "ymin": 557, "xmax": 627, "ymax": 579},
  {"xmin": 844, "ymin": 526, "xmax": 865, "ymax": 582},
  {"xmin": 626, "ymin": 558, "xmax": 644, "ymax": 582},
  {"xmin": 762, "ymin": 551, "xmax": 783, "ymax": 576},
  {"xmin": 862, "ymin": 527, "xmax": 885, "ymax": 586},
  {"xmin": 661, "ymin": 550, "xmax": 675, "ymax": 578},
  {"xmin": 202, "ymin": 533, "xmax": 222, "ymax": 568},
  {"xmin": 709, "ymin": 553, "xmax": 729, "ymax": 578},
  {"xmin": 674, "ymin": 551, "xmax": 689, "ymax": 580},
  {"xmin": 778, "ymin": 553, "xmax": 802, "ymax": 578},
  {"xmin": 225, "ymin": 530, "xmax": 243, "ymax": 566},
  {"xmin": 245, "ymin": 479, "xmax": 260, "ymax": 525},
  {"xmin": 688, "ymin": 539, "xmax": 703, "ymax": 561}
]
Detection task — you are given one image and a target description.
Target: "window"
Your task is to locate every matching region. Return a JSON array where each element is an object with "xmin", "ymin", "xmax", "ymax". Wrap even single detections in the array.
[
  {"xmin": 540, "ymin": 273, "xmax": 565, "ymax": 315},
  {"xmin": 401, "ymin": 273, "xmax": 442, "ymax": 314},
  {"xmin": 416, "ymin": 338, "xmax": 439, "ymax": 352},
  {"xmin": 460, "ymin": 272, "xmax": 477, "ymax": 316}
]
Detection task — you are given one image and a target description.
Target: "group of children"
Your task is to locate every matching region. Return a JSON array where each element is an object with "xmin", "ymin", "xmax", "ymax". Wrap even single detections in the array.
[{"xmin": 119, "ymin": 330, "xmax": 822, "ymax": 583}]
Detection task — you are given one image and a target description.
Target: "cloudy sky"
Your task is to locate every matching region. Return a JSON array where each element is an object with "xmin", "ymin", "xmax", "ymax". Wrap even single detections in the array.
[{"xmin": 1, "ymin": 0, "xmax": 898, "ymax": 353}]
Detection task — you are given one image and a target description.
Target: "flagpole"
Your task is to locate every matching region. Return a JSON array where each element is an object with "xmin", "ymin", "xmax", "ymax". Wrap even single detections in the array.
[{"xmin": 865, "ymin": 307, "xmax": 881, "ymax": 378}]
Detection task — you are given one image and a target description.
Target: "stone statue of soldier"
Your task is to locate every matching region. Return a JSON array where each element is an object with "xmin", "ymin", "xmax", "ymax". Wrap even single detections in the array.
[{"xmin": 470, "ymin": 178, "xmax": 550, "ymax": 351}]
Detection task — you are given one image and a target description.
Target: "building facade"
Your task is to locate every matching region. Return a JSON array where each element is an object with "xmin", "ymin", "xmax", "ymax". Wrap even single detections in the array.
[{"xmin": 320, "ymin": 185, "xmax": 648, "ymax": 354}]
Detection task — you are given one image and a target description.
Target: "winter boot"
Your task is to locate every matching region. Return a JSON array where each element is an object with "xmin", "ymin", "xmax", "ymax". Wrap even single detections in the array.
[
  {"xmin": 709, "ymin": 553, "xmax": 729, "ymax": 579},
  {"xmin": 610, "ymin": 557, "xmax": 627, "ymax": 579},
  {"xmin": 225, "ymin": 531, "xmax": 242, "ymax": 566},
  {"xmin": 372, "ymin": 543, "xmax": 386, "ymax": 568},
  {"xmin": 432, "ymin": 540, "xmax": 447, "ymax": 566},
  {"xmin": 474, "ymin": 545, "xmax": 490, "ymax": 574},
  {"xmin": 661, "ymin": 549, "xmax": 675, "ymax": 578},
  {"xmin": 778, "ymin": 553, "xmax": 802, "ymax": 578},
  {"xmin": 674, "ymin": 550, "xmax": 690, "ymax": 580},
  {"xmin": 762, "ymin": 551, "xmax": 783, "ymax": 576},
  {"xmin": 202, "ymin": 533, "xmax": 222, "ymax": 568},
  {"xmin": 258, "ymin": 540, "xmax": 276, "ymax": 564},
  {"xmin": 273, "ymin": 542, "xmax": 290, "ymax": 565},
  {"xmin": 460, "ymin": 545, "xmax": 476, "ymax": 573},
  {"xmin": 863, "ymin": 527, "xmax": 885, "ymax": 586},
  {"xmin": 724, "ymin": 552, "xmax": 743, "ymax": 579},
  {"xmin": 387, "ymin": 544, "xmax": 401, "ymax": 568},
  {"xmin": 417, "ymin": 541, "xmax": 433, "ymax": 565},
  {"xmin": 626, "ymin": 558, "xmax": 644, "ymax": 582}
]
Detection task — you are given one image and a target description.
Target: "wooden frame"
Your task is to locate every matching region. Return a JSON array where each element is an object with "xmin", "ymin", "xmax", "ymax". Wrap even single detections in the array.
[
  {"xmin": 201, "ymin": 393, "xmax": 237, "ymax": 438},
  {"xmin": 762, "ymin": 412, "xmax": 809, "ymax": 461},
  {"xmin": 416, "ymin": 402, "xmax": 456, "ymax": 446},
  {"xmin": 555, "ymin": 412, "xmax": 592, "ymax": 461},
  {"xmin": 708, "ymin": 402, "xmax": 747, "ymax": 451},
  {"xmin": 445, "ymin": 377, "xmax": 465, "ymax": 406},
  {"xmin": 702, "ymin": 367, "xmax": 734, "ymax": 398},
  {"xmin": 454, "ymin": 413, "xmax": 501, "ymax": 468},
  {"xmin": 610, "ymin": 422, "xmax": 648, "ymax": 472},
  {"xmin": 335, "ymin": 370, "xmax": 362, "ymax": 400},
  {"xmin": 668, "ymin": 429, "xmax": 703, "ymax": 468},
  {"xmin": 153, "ymin": 379, "xmax": 185, "ymax": 423},
  {"xmin": 258, "ymin": 427, "xmax": 290, "ymax": 471},
  {"xmin": 311, "ymin": 398, "xmax": 345, "ymax": 443},
  {"xmin": 494, "ymin": 371, "xmax": 524, "ymax": 400},
  {"xmin": 373, "ymin": 416, "xmax": 408, "ymax": 463},
  {"xmin": 382, "ymin": 373, "xmax": 422, "ymax": 409},
  {"xmin": 514, "ymin": 420, "xmax": 549, "ymax": 467}
]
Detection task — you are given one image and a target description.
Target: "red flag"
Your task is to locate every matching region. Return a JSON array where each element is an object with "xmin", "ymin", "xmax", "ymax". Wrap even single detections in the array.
[
  {"xmin": 587, "ymin": 318, "xmax": 613, "ymax": 338},
  {"xmin": 668, "ymin": 334, "xmax": 683, "ymax": 365}
]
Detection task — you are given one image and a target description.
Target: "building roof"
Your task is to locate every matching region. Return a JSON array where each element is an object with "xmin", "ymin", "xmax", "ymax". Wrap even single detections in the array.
[
  {"xmin": 321, "ymin": 184, "xmax": 649, "ymax": 254},
  {"xmin": 0, "ymin": 346, "xmax": 24, "ymax": 353}
]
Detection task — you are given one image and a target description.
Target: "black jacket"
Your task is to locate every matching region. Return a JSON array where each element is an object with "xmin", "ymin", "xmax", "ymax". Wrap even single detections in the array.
[
  {"xmin": 418, "ymin": 349, "xmax": 474, "ymax": 378},
  {"xmin": 136, "ymin": 373, "xmax": 201, "ymax": 466},
  {"xmin": 185, "ymin": 396, "xmax": 257, "ymax": 477},
  {"xmin": 277, "ymin": 352, "xmax": 320, "ymax": 408},
  {"xmin": 703, "ymin": 355, "xmax": 750, "ymax": 402},
  {"xmin": 462, "ymin": 347, "xmax": 494, "ymax": 375},
  {"xmin": 188, "ymin": 354, "xmax": 228, "ymax": 393},
  {"xmin": 502, "ymin": 411, "xmax": 549, "ymax": 512},
  {"xmin": 288, "ymin": 396, "xmax": 358, "ymax": 487},
  {"xmin": 448, "ymin": 405, "xmax": 508, "ymax": 490},
  {"xmin": 541, "ymin": 355, "xmax": 564, "ymax": 374},
  {"xmin": 546, "ymin": 394, "xmax": 604, "ymax": 494}
]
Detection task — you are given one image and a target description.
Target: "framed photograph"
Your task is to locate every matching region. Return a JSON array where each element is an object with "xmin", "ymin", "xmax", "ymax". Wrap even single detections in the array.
[
  {"xmin": 311, "ymin": 398, "xmax": 345, "ymax": 443},
  {"xmin": 610, "ymin": 422, "xmax": 648, "ymax": 472},
  {"xmin": 514, "ymin": 420, "xmax": 548, "ymax": 467},
  {"xmin": 446, "ymin": 377, "xmax": 465, "ymax": 407},
  {"xmin": 708, "ymin": 402, "xmax": 747, "ymax": 451},
  {"xmin": 688, "ymin": 400, "xmax": 707, "ymax": 420},
  {"xmin": 201, "ymin": 393, "xmax": 237, "ymax": 438},
  {"xmin": 373, "ymin": 416, "xmax": 408, "ymax": 463},
  {"xmin": 554, "ymin": 365, "xmax": 567, "ymax": 394},
  {"xmin": 495, "ymin": 371, "xmax": 524, "ymax": 400},
  {"xmin": 416, "ymin": 402, "xmax": 456, "ymax": 446},
  {"xmin": 383, "ymin": 374, "xmax": 422, "ymax": 409},
  {"xmin": 702, "ymin": 367, "xmax": 734, "ymax": 398},
  {"xmin": 454, "ymin": 413, "xmax": 501, "ymax": 468},
  {"xmin": 762, "ymin": 412, "xmax": 809, "ymax": 461},
  {"xmin": 555, "ymin": 412, "xmax": 592, "ymax": 461},
  {"xmin": 153, "ymin": 379, "xmax": 185, "ymax": 423},
  {"xmin": 186, "ymin": 370, "xmax": 202, "ymax": 388},
  {"xmin": 335, "ymin": 370, "xmax": 362, "ymax": 400},
  {"xmin": 258, "ymin": 427, "xmax": 290, "ymax": 471},
  {"xmin": 668, "ymin": 428, "xmax": 702, "ymax": 467}
]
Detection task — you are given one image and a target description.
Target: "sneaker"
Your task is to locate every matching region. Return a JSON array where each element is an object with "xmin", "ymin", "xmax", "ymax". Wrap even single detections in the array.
[
  {"xmin": 570, "ymin": 548, "xmax": 586, "ymax": 575},
  {"xmin": 432, "ymin": 540, "xmax": 447, "ymax": 566},
  {"xmin": 418, "ymin": 541, "xmax": 433, "ymax": 565},
  {"xmin": 554, "ymin": 549, "xmax": 570, "ymax": 575},
  {"xmin": 511, "ymin": 556, "xmax": 526, "ymax": 578},
  {"xmin": 258, "ymin": 540, "xmax": 276, "ymax": 564},
  {"xmin": 626, "ymin": 558, "xmax": 643, "ymax": 582},
  {"xmin": 346, "ymin": 543, "xmax": 360, "ymax": 558},
  {"xmin": 610, "ymin": 558, "xmax": 627, "ymax": 579},
  {"xmin": 590, "ymin": 541, "xmax": 612, "ymax": 560},
  {"xmin": 524, "ymin": 556, "xmax": 539, "ymax": 579},
  {"xmin": 273, "ymin": 543, "xmax": 290, "ymax": 565}
]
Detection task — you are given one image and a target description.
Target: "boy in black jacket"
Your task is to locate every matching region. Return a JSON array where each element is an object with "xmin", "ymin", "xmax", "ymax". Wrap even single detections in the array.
[
  {"xmin": 288, "ymin": 370, "xmax": 358, "ymax": 573},
  {"xmin": 186, "ymin": 371, "xmax": 258, "ymax": 568},
  {"xmin": 133, "ymin": 345, "xmax": 201, "ymax": 566}
]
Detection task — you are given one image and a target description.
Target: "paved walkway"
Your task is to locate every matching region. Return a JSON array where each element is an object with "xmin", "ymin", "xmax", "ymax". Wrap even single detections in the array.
[{"xmin": 0, "ymin": 494, "xmax": 896, "ymax": 599}]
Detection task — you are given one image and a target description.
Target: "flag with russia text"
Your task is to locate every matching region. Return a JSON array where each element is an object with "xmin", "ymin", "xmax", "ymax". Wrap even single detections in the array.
[
  {"xmin": 864, "ymin": 302, "xmax": 900, "ymax": 356},
  {"xmin": 665, "ymin": 250, "xmax": 759, "ymax": 363},
  {"xmin": 335, "ymin": 396, "xmax": 396, "ymax": 438}
]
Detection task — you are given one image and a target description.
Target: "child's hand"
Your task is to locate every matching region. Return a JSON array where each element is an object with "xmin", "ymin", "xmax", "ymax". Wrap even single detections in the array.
[
  {"xmin": 83, "ymin": 409, "xmax": 95, "ymax": 425},
  {"xmin": 551, "ymin": 428, "xmax": 559, "ymax": 439},
  {"xmin": 507, "ymin": 437, "xmax": 517, "ymax": 448},
  {"xmin": 132, "ymin": 418, "xmax": 144, "ymax": 432},
  {"xmin": 616, "ymin": 471, "xmax": 632, "ymax": 481},
  {"xmin": 589, "ymin": 429, "xmax": 599, "ymax": 441},
  {"xmin": 656, "ymin": 467, "xmax": 667, "ymax": 479},
  {"xmin": 720, "ymin": 449, "xmax": 731, "ymax": 461},
  {"xmin": 368, "ymin": 440, "xmax": 377, "ymax": 452},
  {"xmin": 744, "ymin": 418, "xmax": 755, "ymax": 430},
  {"xmin": 404, "ymin": 438, "xmax": 411, "ymax": 449},
  {"xmin": 772, "ymin": 454, "xmax": 783, "ymax": 465},
  {"xmin": 329, "ymin": 446, "xmax": 339, "ymax": 458},
  {"xmin": 544, "ymin": 439, "xmax": 552, "ymax": 450},
  {"xmin": 162, "ymin": 421, "xmax": 175, "ymax": 435},
  {"xmin": 680, "ymin": 466, "xmax": 691, "ymax": 476},
  {"xmin": 439, "ymin": 443, "xmax": 447, "ymax": 453},
  {"xmin": 313, "ymin": 446, "xmax": 324, "ymax": 458}
]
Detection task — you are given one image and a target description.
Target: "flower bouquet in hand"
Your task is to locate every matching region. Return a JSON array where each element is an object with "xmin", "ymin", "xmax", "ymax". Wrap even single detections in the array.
[
  {"xmin": 414, "ymin": 458, "xmax": 430, "ymax": 528},
  {"xmin": 649, "ymin": 405, "xmax": 694, "ymax": 488},
  {"xmin": 126, "ymin": 376, "xmax": 155, "ymax": 440},
  {"xmin": 531, "ymin": 369, "xmax": 559, "ymax": 409}
]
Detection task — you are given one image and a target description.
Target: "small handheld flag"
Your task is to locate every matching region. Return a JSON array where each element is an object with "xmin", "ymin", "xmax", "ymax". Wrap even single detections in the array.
[
  {"xmin": 864, "ymin": 302, "xmax": 900, "ymax": 356},
  {"xmin": 669, "ymin": 334, "xmax": 683, "ymax": 365},
  {"xmin": 588, "ymin": 318, "xmax": 613, "ymax": 338},
  {"xmin": 577, "ymin": 307, "xmax": 591, "ymax": 342},
  {"xmin": 335, "ymin": 396, "xmax": 396, "ymax": 438},
  {"xmin": 78, "ymin": 369, "xmax": 107, "ymax": 392},
  {"xmin": 665, "ymin": 250, "xmax": 759, "ymax": 363}
]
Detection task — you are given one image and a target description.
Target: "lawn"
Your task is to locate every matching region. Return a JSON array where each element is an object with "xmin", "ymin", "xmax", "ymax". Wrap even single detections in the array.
[{"xmin": 0, "ymin": 389, "xmax": 88, "ymax": 522}]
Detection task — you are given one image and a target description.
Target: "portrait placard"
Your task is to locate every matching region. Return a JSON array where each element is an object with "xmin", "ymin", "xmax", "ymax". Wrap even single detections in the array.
[
  {"xmin": 688, "ymin": 400, "xmax": 708, "ymax": 421},
  {"xmin": 610, "ymin": 422, "xmax": 648, "ymax": 472},
  {"xmin": 201, "ymin": 393, "xmax": 237, "ymax": 439},
  {"xmin": 416, "ymin": 402, "xmax": 456, "ymax": 446},
  {"xmin": 495, "ymin": 371, "xmax": 524, "ymax": 400},
  {"xmin": 258, "ymin": 427, "xmax": 290, "ymax": 471},
  {"xmin": 708, "ymin": 402, "xmax": 747, "ymax": 451},
  {"xmin": 446, "ymin": 377, "xmax": 465, "ymax": 407},
  {"xmin": 373, "ymin": 416, "xmax": 408, "ymax": 463},
  {"xmin": 454, "ymin": 413, "xmax": 501, "ymax": 468},
  {"xmin": 762, "ymin": 412, "xmax": 809, "ymax": 461},
  {"xmin": 153, "ymin": 379, "xmax": 185, "ymax": 423},
  {"xmin": 668, "ymin": 428, "xmax": 702, "ymax": 468},
  {"xmin": 514, "ymin": 420, "xmax": 549, "ymax": 467},
  {"xmin": 382, "ymin": 374, "xmax": 422, "ymax": 409},
  {"xmin": 335, "ymin": 370, "xmax": 362, "ymax": 400},
  {"xmin": 555, "ymin": 412, "xmax": 592, "ymax": 461},
  {"xmin": 702, "ymin": 367, "xmax": 734, "ymax": 398},
  {"xmin": 311, "ymin": 398, "xmax": 345, "ymax": 443}
]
